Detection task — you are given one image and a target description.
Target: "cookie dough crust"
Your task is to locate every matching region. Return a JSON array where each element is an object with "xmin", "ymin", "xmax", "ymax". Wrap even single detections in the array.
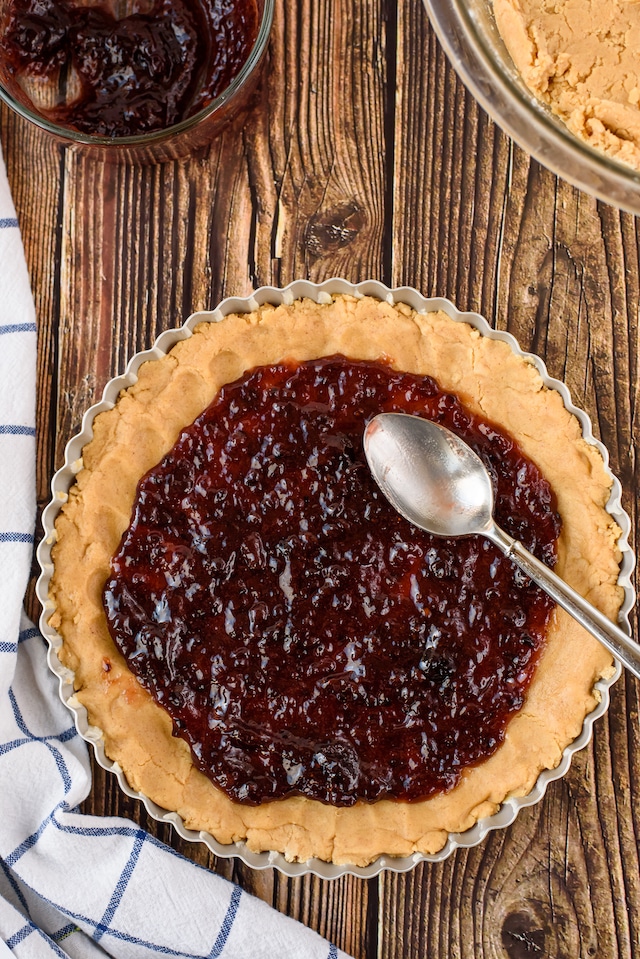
[
  {"xmin": 494, "ymin": 0, "xmax": 640, "ymax": 169},
  {"xmin": 49, "ymin": 294, "xmax": 623, "ymax": 866}
]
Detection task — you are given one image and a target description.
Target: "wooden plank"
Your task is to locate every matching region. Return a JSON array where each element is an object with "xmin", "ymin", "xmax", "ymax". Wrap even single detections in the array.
[
  {"xmin": 391, "ymin": 2, "xmax": 640, "ymax": 958},
  {"xmin": 3, "ymin": 0, "xmax": 388, "ymax": 951}
]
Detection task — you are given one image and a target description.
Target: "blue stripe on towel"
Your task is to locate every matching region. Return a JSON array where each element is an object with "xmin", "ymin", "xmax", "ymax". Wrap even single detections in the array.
[
  {"xmin": 209, "ymin": 885, "xmax": 242, "ymax": 957},
  {"xmin": 6, "ymin": 920, "xmax": 70, "ymax": 958},
  {"xmin": 5, "ymin": 810, "xmax": 55, "ymax": 868},
  {"xmin": 0, "ymin": 424, "xmax": 36, "ymax": 436},
  {"xmin": 0, "ymin": 532, "xmax": 34, "ymax": 543},
  {"xmin": 0, "ymin": 629, "xmax": 39, "ymax": 661},
  {"xmin": 52, "ymin": 923, "xmax": 80, "ymax": 943},
  {"xmin": 0, "ymin": 322, "xmax": 36, "ymax": 335},
  {"xmin": 0, "ymin": 217, "xmax": 18, "ymax": 228},
  {"xmin": 6, "ymin": 921, "xmax": 35, "ymax": 949},
  {"xmin": 0, "ymin": 856, "xmax": 30, "ymax": 915},
  {"xmin": 95, "ymin": 830, "xmax": 146, "ymax": 941}
]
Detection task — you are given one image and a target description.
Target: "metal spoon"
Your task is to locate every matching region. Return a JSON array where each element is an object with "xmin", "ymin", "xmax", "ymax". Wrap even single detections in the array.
[{"xmin": 363, "ymin": 411, "xmax": 639, "ymax": 679}]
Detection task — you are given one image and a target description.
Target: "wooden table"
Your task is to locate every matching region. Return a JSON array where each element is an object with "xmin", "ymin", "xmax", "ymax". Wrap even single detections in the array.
[{"xmin": 4, "ymin": 0, "xmax": 639, "ymax": 955}]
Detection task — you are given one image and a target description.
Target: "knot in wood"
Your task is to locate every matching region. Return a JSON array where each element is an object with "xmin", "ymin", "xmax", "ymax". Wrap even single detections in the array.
[
  {"xmin": 501, "ymin": 910, "xmax": 547, "ymax": 958},
  {"xmin": 304, "ymin": 200, "xmax": 364, "ymax": 257}
]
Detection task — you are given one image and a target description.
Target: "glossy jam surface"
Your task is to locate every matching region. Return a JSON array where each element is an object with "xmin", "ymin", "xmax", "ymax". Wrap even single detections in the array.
[
  {"xmin": 0, "ymin": 0, "xmax": 259, "ymax": 136},
  {"xmin": 104, "ymin": 357, "xmax": 561, "ymax": 806}
]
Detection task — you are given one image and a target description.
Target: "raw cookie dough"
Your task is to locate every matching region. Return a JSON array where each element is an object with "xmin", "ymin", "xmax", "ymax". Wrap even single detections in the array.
[
  {"xmin": 48, "ymin": 294, "xmax": 624, "ymax": 866},
  {"xmin": 494, "ymin": 0, "xmax": 640, "ymax": 169}
]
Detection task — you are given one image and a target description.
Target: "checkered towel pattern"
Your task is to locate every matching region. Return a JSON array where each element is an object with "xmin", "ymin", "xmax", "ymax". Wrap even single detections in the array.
[{"xmin": 0, "ymin": 146, "xmax": 351, "ymax": 959}]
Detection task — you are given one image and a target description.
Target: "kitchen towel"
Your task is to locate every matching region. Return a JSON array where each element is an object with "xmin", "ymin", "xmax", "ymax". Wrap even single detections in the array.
[{"xmin": 0, "ymin": 144, "xmax": 352, "ymax": 959}]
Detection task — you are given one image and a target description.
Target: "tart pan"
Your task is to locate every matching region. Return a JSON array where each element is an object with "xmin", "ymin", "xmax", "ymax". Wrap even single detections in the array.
[{"xmin": 36, "ymin": 278, "xmax": 636, "ymax": 879}]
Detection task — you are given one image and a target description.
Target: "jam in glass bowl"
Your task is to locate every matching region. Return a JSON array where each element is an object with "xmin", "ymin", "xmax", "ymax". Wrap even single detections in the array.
[{"xmin": 0, "ymin": 0, "xmax": 274, "ymax": 161}]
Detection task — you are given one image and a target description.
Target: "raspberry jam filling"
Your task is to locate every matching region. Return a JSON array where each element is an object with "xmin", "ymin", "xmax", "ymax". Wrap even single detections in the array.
[{"xmin": 104, "ymin": 356, "xmax": 561, "ymax": 806}]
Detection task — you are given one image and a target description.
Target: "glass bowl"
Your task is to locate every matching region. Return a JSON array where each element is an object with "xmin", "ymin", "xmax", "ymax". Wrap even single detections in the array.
[
  {"xmin": 0, "ymin": 0, "xmax": 274, "ymax": 163},
  {"xmin": 422, "ymin": 0, "xmax": 640, "ymax": 214}
]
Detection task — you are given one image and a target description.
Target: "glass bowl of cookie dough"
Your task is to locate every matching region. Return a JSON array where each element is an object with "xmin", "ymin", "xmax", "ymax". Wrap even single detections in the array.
[
  {"xmin": 37, "ymin": 278, "xmax": 635, "ymax": 878},
  {"xmin": 422, "ymin": 0, "xmax": 640, "ymax": 214}
]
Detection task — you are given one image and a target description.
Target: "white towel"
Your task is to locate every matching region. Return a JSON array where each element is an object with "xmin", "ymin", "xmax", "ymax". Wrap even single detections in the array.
[{"xmin": 0, "ymin": 144, "xmax": 352, "ymax": 959}]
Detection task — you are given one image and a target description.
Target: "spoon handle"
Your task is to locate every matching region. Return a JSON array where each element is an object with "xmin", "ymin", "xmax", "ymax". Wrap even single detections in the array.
[{"xmin": 488, "ymin": 523, "xmax": 639, "ymax": 680}]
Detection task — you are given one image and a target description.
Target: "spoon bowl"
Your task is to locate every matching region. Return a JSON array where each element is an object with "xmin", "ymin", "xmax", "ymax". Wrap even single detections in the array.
[
  {"xmin": 363, "ymin": 411, "xmax": 494, "ymax": 538},
  {"xmin": 363, "ymin": 411, "xmax": 640, "ymax": 679}
]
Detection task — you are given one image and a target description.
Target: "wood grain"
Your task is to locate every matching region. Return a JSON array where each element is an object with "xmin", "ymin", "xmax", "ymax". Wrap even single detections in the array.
[{"xmin": 4, "ymin": 0, "xmax": 639, "ymax": 954}]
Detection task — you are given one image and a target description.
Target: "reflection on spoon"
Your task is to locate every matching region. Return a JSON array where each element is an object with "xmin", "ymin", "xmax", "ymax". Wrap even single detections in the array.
[{"xmin": 363, "ymin": 412, "xmax": 639, "ymax": 679}]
